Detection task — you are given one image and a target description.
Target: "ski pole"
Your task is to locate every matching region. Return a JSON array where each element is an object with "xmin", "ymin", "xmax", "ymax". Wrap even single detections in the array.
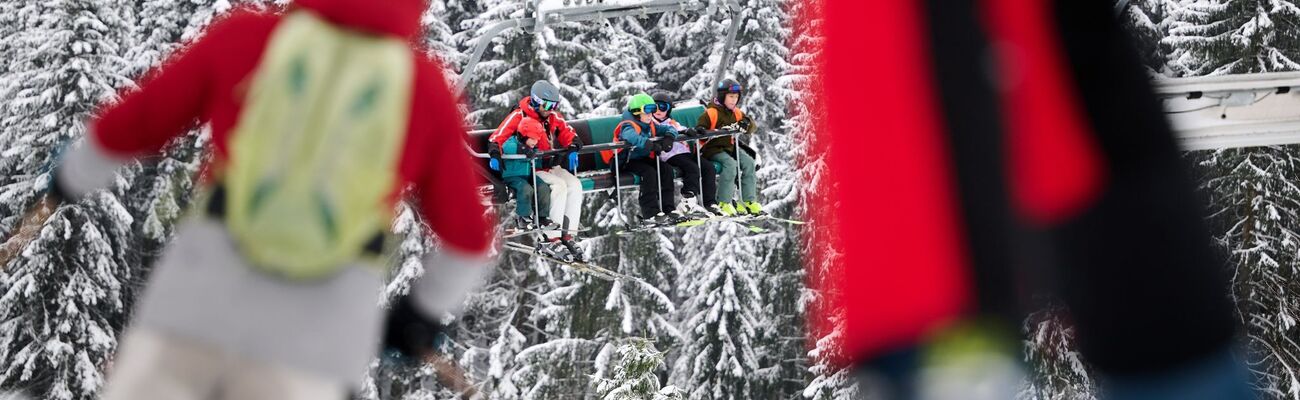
[
  {"xmin": 655, "ymin": 135, "xmax": 665, "ymax": 217},
  {"xmin": 695, "ymin": 132, "xmax": 706, "ymax": 212},
  {"xmin": 613, "ymin": 143, "xmax": 627, "ymax": 225},
  {"xmin": 734, "ymin": 132, "xmax": 741, "ymax": 206},
  {"xmin": 529, "ymin": 149, "xmax": 542, "ymax": 238}
]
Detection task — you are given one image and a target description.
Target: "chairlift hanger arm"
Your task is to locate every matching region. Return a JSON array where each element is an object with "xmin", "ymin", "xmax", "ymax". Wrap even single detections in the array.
[{"xmin": 460, "ymin": 0, "xmax": 743, "ymax": 93}]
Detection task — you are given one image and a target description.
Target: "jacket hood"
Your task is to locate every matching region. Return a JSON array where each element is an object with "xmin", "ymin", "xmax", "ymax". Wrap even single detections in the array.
[{"xmin": 295, "ymin": 0, "xmax": 425, "ymax": 38}]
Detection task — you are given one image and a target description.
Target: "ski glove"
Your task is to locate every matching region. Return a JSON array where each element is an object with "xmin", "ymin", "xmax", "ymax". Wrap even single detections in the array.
[
  {"xmin": 487, "ymin": 144, "xmax": 502, "ymax": 171},
  {"xmin": 383, "ymin": 294, "xmax": 452, "ymax": 360},
  {"xmin": 522, "ymin": 146, "xmax": 537, "ymax": 159},
  {"xmin": 568, "ymin": 152, "xmax": 580, "ymax": 172}
]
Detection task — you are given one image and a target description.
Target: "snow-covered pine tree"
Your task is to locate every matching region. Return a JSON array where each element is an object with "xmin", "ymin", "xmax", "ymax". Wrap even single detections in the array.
[
  {"xmin": 801, "ymin": 311, "xmax": 860, "ymax": 400},
  {"xmin": 652, "ymin": 4, "xmax": 729, "ymax": 100},
  {"xmin": 0, "ymin": 1, "xmax": 40, "ymax": 79},
  {"xmin": 670, "ymin": 222, "xmax": 767, "ymax": 399},
  {"xmin": 459, "ymin": 0, "xmax": 559, "ymax": 127},
  {"xmin": 0, "ymin": 194, "xmax": 134, "ymax": 400},
  {"xmin": 594, "ymin": 338, "xmax": 679, "ymax": 400},
  {"xmin": 1164, "ymin": 0, "xmax": 1300, "ymax": 76},
  {"xmin": 127, "ymin": 0, "xmax": 218, "ymax": 77},
  {"xmin": 1194, "ymin": 147, "xmax": 1300, "ymax": 399},
  {"xmin": 1020, "ymin": 308, "xmax": 1097, "ymax": 400},
  {"xmin": 1120, "ymin": 0, "xmax": 1178, "ymax": 73},
  {"xmin": 0, "ymin": 1, "xmax": 139, "ymax": 398},
  {"xmin": 785, "ymin": 0, "xmax": 863, "ymax": 397},
  {"xmin": 724, "ymin": 1, "xmax": 809, "ymax": 396},
  {"xmin": 421, "ymin": 0, "xmax": 469, "ymax": 88},
  {"xmin": 576, "ymin": 17, "xmax": 657, "ymax": 117}
]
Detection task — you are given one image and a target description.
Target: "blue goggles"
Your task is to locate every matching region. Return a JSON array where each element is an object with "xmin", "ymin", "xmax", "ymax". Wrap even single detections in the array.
[
  {"xmin": 633, "ymin": 102, "xmax": 672, "ymax": 115},
  {"xmin": 719, "ymin": 82, "xmax": 742, "ymax": 93},
  {"xmin": 530, "ymin": 96, "xmax": 559, "ymax": 111}
]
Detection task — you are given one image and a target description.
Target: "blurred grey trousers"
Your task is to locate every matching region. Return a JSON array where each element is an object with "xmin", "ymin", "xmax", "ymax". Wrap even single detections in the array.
[{"xmin": 101, "ymin": 329, "xmax": 347, "ymax": 400}]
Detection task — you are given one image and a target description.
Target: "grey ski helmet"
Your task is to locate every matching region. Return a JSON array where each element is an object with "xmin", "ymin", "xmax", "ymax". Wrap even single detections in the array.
[{"xmin": 529, "ymin": 80, "xmax": 561, "ymax": 112}]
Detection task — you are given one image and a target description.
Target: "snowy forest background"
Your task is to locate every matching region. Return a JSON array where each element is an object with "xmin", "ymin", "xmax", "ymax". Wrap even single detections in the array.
[{"xmin": 0, "ymin": 0, "xmax": 1298, "ymax": 399}]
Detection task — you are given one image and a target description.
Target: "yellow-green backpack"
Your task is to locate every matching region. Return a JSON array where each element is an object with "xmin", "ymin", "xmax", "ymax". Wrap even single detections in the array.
[{"xmin": 223, "ymin": 11, "xmax": 413, "ymax": 280}]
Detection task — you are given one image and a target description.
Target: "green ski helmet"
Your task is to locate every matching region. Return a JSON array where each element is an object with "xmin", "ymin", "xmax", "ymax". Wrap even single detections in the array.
[{"xmin": 626, "ymin": 92, "xmax": 656, "ymax": 116}]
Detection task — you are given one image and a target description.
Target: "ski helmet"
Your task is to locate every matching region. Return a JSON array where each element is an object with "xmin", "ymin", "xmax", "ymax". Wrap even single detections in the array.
[
  {"xmin": 529, "ymin": 80, "xmax": 561, "ymax": 112},
  {"xmin": 650, "ymin": 91, "xmax": 675, "ymax": 118},
  {"xmin": 716, "ymin": 78, "xmax": 743, "ymax": 104},
  {"xmin": 626, "ymin": 92, "xmax": 656, "ymax": 116}
]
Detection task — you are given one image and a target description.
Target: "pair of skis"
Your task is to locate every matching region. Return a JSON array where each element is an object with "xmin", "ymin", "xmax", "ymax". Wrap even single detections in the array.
[
  {"xmin": 616, "ymin": 213, "xmax": 804, "ymax": 235},
  {"xmin": 501, "ymin": 241, "xmax": 641, "ymax": 282}
]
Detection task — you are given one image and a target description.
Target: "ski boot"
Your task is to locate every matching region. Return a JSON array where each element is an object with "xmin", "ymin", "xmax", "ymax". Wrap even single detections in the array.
[
  {"xmin": 742, "ymin": 201, "xmax": 765, "ymax": 216},
  {"xmin": 668, "ymin": 210, "xmax": 691, "ymax": 224},
  {"xmin": 559, "ymin": 235, "xmax": 585, "ymax": 263},
  {"xmin": 512, "ymin": 216, "xmax": 537, "ymax": 232},
  {"xmin": 717, "ymin": 202, "xmax": 738, "ymax": 217},
  {"xmin": 538, "ymin": 236, "xmax": 571, "ymax": 262},
  {"xmin": 538, "ymin": 216, "xmax": 560, "ymax": 232},
  {"xmin": 677, "ymin": 196, "xmax": 711, "ymax": 218}
]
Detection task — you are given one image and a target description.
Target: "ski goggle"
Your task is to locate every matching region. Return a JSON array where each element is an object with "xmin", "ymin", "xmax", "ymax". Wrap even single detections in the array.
[
  {"xmin": 718, "ymin": 82, "xmax": 742, "ymax": 93},
  {"xmin": 634, "ymin": 103, "xmax": 665, "ymax": 114},
  {"xmin": 530, "ymin": 96, "xmax": 559, "ymax": 111},
  {"xmin": 654, "ymin": 101, "xmax": 673, "ymax": 113}
]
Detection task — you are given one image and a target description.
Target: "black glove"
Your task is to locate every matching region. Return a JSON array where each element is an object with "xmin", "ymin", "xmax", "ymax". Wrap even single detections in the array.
[
  {"xmin": 652, "ymin": 139, "xmax": 670, "ymax": 152},
  {"xmin": 738, "ymin": 119, "xmax": 754, "ymax": 131},
  {"xmin": 682, "ymin": 127, "xmax": 701, "ymax": 138},
  {"xmin": 487, "ymin": 143, "xmax": 502, "ymax": 159},
  {"xmin": 568, "ymin": 141, "xmax": 583, "ymax": 151},
  {"xmin": 383, "ymin": 295, "xmax": 451, "ymax": 359},
  {"xmin": 522, "ymin": 145, "xmax": 537, "ymax": 159}
]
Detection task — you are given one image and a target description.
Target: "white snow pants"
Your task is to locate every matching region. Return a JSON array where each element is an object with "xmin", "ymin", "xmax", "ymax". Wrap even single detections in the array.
[
  {"xmin": 534, "ymin": 166, "xmax": 583, "ymax": 238},
  {"xmin": 101, "ymin": 329, "xmax": 347, "ymax": 400}
]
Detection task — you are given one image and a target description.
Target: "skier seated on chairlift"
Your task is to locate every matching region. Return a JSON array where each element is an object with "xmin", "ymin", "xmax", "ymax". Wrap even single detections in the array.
[
  {"xmin": 487, "ymin": 81, "xmax": 585, "ymax": 258},
  {"xmin": 603, "ymin": 92, "xmax": 685, "ymax": 225},
  {"xmin": 499, "ymin": 117, "xmax": 585, "ymax": 261},
  {"xmin": 696, "ymin": 78, "xmax": 764, "ymax": 217},
  {"xmin": 649, "ymin": 91, "xmax": 723, "ymax": 217}
]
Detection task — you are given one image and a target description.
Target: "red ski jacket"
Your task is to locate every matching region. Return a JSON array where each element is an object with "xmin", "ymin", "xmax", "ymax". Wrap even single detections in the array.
[{"xmin": 487, "ymin": 97, "xmax": 580, "ymax": 151}]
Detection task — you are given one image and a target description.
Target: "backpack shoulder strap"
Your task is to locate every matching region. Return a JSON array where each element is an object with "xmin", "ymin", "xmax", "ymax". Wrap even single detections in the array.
[
  {"xmin": 615, "ymin": 120, "xmax": 642, "ymax": 138},
  {"xmin": 707, "ymin": 108, "xmax": 719, "ymax": 130},
  {"xmin": 603, "ymin": 121, "xmax": 642, "ymax": 164}
]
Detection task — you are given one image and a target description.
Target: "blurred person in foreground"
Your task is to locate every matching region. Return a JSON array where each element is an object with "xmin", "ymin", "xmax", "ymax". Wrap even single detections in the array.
[
  {"xmin": 1, "ymin": 0, "xmax": 494, "ymax": 398},
  {"xmin": 808, "ymin": 1, "xmax": 1254, "ymax": 399}
]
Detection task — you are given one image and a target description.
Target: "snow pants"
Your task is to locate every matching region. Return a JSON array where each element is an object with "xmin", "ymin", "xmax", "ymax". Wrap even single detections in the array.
[
  {"xmin": 534, "ymin": 166, "xmax": 583, "ymax": 238},
  {"xmin": 503, "ymin": 175, "xmax": 550, "ymax": 219},
  {"xmin": 623, "ymin": 157, "xmax": 675, "ymax": 218},
  {"xmin": 666, "ymin": 152, "xmax": 716, "ymax": 205},
  {"xmin": 712, "ymin": 150, "xmax": 756, "ymax": 203},
  {"xmin": 102, "ymin": 329, "xmax": 347, "ymax": 400}
]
